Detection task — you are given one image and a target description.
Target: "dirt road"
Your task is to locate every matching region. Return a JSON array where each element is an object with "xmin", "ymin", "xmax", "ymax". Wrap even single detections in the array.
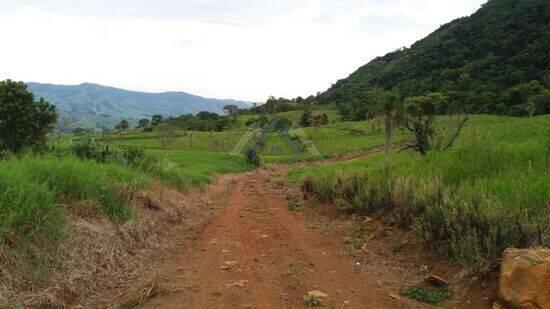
[{"xmin": 140, "ymin": 165, "xmax": 493, "ymax": 308}]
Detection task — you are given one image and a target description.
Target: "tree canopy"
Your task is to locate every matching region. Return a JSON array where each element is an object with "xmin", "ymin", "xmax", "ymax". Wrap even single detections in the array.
[{"xmin": 0, "ymin": 80, "xmax": 57, "ymax": 153}]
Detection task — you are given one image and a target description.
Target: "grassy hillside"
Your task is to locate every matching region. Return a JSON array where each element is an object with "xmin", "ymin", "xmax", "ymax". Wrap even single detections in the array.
[
  {"xmin": 106, "ymin": 109, "xmax": 408, "ymax": 163},
  {"xmin": 318, "ymin": 0, "xmax": 550, "ymax": 118},
  {"xmin": 27, "ymin": 82, "xmax": 252, "ymax": 129},
  {"xmin": 292, "ymin": 114, "xmax": 550, "ymax": 266}
]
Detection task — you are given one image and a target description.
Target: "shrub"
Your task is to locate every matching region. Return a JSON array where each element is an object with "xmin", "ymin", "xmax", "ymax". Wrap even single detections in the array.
[
  {"xmin": 246, "ymin": 147, "xmax": 261, "ymax": 166},
  {"xmin": 300, "ymin": 174, "xmax": 333, "ymax": 203},
  {"xmin": 119, "ymin": 146, "xmax": 145, "ymax": 165},
  {"xmin": 303, "ymin": 295, "xmax": 322, "ymax": 307},
  {"xmin": 402, "ymin": 285, "xmax": 453, "ymax": 304},
  {"xmin": 332, "ymin": 172, "xmax": 370, "ymax": 213}
]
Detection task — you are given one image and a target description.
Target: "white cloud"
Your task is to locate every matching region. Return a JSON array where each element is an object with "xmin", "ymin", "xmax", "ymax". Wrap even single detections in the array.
[{"xmin": 0, "ymin": 0, "xmax": 486, "ymax": 102}]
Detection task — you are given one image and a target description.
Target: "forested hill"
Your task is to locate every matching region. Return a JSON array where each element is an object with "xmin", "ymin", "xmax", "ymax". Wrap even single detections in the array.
[
  {"xmin": 317, "ymin": 0, "xmax": 550, "ymax": 119},
  {"xmin": 27, "ymin": 82, "xmax": 252, "ymax": 129}
]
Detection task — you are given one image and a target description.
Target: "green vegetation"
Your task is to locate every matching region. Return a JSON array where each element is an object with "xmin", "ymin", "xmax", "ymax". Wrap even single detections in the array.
[
  {"xmin": 343, "ymin": 235, "xmax": 365, "ymax": 250},
  {"xmin": 0, "ymin": 154, "xmax": 156, "ymax": 285},
  {"xmin": 146, "ymin": 149, "xmax": 252, "ymax": 186},
  {"xmin": 402, "ymin": 285, "xmax": 453, "ymax": 304},
  {"xmin": 164, "ymin": 111, "xmax": 237, "ymax": 132},
  {"xmin": 186, "ymin": 283, "xmax": 201, "ymax": 292},
  {"xmin": 3, "ymin": 54, "xmax": 550, "ymax": 303},
  {"xmin": 3, "ymin": 0, "xmax": 549, "ymax": 303},
  {"xmin": 295, "ymin": 115, "xmax": 550, "ymax": 266},
  {"xmin": 0, "ymin": 80, "xmax": 57, "ymax": 153},
  {"xmin": 317, "ymin": 0, "xmax": 550, "ymax": 118},
  {"xmin": 303, "ymin": 295, "xmax": 323, "ymax": 307},
  {"xmin": 288, "ymin": 201, "xmax": 304, "ymax": 212}
]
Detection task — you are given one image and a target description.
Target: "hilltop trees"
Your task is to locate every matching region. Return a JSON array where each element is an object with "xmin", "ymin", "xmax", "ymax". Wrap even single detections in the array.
[
  {"xmin": 223, "ymin": 104, "xmax": 239, "ymax": 118},
  {"xmin": 377, "ymin": 92, "xmax": 401, "ymax": 157},
  {"xmin": 299, "ymin": 109, "xmax": 312, "ymax": 127},
  {"xmin": 0, "ymin": 80, "xmax": 57, "ymax": 153},
  {"xmin": 138, "ymin": 118, "xmax": 151, "ymax": 128},
  {"xmin": 115, "ymin": 119, "xmax": 129, "ymax": 132},
  {"xmin": 245, "ymin": 95, "xmax": 317, "ymax": 115},
  {"xmin": 165, "ymin": 112, "xmax": 235, "ymax": 132},
  {"xmin": 151, "ymin": 114, "xmax": 163, "ymax": 126}
]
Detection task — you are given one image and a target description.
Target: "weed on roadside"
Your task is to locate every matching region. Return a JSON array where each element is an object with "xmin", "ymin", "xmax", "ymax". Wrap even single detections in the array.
[
  {"xmin": 186, "ymin": 283, "xmax": 200, "ymax": 292},
  {"xmin": 343, "ymin": 235, "xmax": 364, "ymax": 250},
  {"xmin": 289, "ymin": 201, "xmax": 304, "ymax": 211},
  {"xmin": 402, "ymin": 285, "xmax": 453, "ymax": 304},
  {"xmin": 390, "ymin": 240, "xmax": 407, "ymax": 253},
  {"xmin": 303, "ymin": 295, "xmax": 322, "ymax": 307}
]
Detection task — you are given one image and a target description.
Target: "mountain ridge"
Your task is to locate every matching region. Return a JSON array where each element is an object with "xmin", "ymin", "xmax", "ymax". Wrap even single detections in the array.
[{"xmin": 27, "ymin": 82, "xmax": 253, "ymax": 129}]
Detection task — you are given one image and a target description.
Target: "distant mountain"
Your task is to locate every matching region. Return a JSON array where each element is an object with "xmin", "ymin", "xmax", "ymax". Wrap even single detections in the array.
[
  {"xmin": 317, "ymin": 0, "xmax": 550, "ymax": 119},
  {"xmin": 27, "ymin": 82, "xmax": 252, "ymax": 129}
]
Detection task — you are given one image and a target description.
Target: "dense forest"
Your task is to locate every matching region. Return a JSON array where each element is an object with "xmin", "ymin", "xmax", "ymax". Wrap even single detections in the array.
[{"xmin": 316, "ymin": 0, "xmax": 550, "ymax": 120}]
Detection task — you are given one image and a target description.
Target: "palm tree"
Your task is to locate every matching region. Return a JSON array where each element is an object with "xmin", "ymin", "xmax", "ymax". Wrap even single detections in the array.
[
  {"xmin": 526, "ymin": 101, "xmax": 536, "ymax": 117},
  {"xmin": 312, "ymin": 115, "xmax": 323, "ymax": 143},
  {"xmin": 380, "ymin": 92, "xmax": 400, "ymax": 157}
]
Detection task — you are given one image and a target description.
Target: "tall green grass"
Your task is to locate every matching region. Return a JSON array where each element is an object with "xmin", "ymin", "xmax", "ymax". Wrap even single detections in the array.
[
  {"xmin": 296, "ymin": 115, "xmax": 550, "ymax": 266},
  {"xmin": 0, "ymin": 154, "xmax": 159, "ymax": 284},
  {"xmin": 0, "ymin": 155, "xmax": 151, "ymax": 238},
  {"xmin": 0, "ymin": 167, "xmax": 63, "ymax": 248}
]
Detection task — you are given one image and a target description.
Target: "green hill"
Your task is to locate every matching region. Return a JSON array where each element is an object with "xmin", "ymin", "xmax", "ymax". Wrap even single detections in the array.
[
  {"xmin": 317, "ymin": 0, "xmax": 550, "ymax": 119},
  {"xmin": 27, "ymin": 82, "xmax": 252, "ymax": 129}
]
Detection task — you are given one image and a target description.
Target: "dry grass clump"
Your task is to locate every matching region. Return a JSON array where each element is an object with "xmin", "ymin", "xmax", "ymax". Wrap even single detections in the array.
[{"xmin": 0, "ymin": 181, "xmax": 217, "ymax": 308}]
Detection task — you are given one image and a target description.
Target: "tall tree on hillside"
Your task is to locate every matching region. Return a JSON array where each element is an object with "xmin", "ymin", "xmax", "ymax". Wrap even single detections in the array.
[
  {"xmin": 138, "ymin": 118, "xmax": 151, "ymax": 128},
  {"xmin": 526, "ymin": 101, "xmax": 536, "ymax": 118},
  {"xmin": 311, "ymin": 116, "xmax": 322, "ymax": 143},
  {"xmin": 379, "ymin": 92, "xmax": 401, "ymax": 157},
  {"xmin": 0, "ymin": 80, "xmax": 57, "ymax": 153},
  {"xmin": 300, "ymin": 109, "xmax": 312, "ymax": 127},
  {"xmin": 223, "ymin": 104, "xmax": 240, "ymax": 132},
  {"xmin": 151, "ymin": 114, "xmax": 163, "ymax": 126},
  {"xmin": 115, "ymin": 119, "xmax": 129, "ymax": 134},
  {"xmin": 400, "ymin": 92, "xmax": 469, "ymax": 156},
  {"xmin": 223, "ymin": 104, "xmax": 239, "ymax": 118}
]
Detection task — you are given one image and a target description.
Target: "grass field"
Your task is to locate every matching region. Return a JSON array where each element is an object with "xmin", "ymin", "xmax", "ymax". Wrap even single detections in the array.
[
  {"xmin": 293, "ymin": 114, "xmax": 550, "ymax": 266},
  {"xmin": 104, "ymin": 110, "xmax": 407, "ymax": 164}
]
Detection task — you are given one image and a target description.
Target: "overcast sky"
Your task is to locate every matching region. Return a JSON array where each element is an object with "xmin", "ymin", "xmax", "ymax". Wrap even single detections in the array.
[{"xmin": 0, "ymin": 0, "xmax": 486, "ymax": 102}]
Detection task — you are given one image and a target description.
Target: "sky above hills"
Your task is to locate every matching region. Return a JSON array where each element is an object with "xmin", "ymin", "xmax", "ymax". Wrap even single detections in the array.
[{"xmin": 0, "ymin": 0, "xmax": 486, "ymax": 102}]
